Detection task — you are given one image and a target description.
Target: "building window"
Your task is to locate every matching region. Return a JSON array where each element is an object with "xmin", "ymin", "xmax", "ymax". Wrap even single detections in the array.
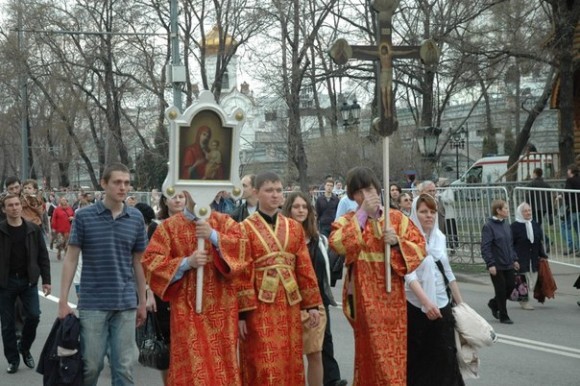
[
  {"xmin": 222, "ymin": 70, "xmax": 230, "ymax": 90},
  {"xmin": 265, "ymin": 111, "xmax": 278, "ymax": 121}
]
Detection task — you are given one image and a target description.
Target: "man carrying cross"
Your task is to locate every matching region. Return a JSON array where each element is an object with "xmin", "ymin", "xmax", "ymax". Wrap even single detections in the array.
[{"xmin": 329, "ymin": 167, "xmax": 425, "ymax": 385}]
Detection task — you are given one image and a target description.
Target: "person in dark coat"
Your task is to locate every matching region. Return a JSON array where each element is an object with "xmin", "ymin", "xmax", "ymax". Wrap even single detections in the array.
[
  {"xmin": 282, "ymin": 191, "xmax": 346, "ymax": 386},
  {"xmin": 561, "ymin": 164, "xmax": 580, "ymax": 255},
  {"xmin": 231, "ymin": 174, "xmax": 258, "ymax": 222},
  {"xmin": 37, "ymin": 314, "xmax": 82, "ymax": 386},
  {"xmin": 0, "ymin": 193, "xmax": 51, "ymax": 374},
  {"xmin": 481, "ymin": 199, "xmax": 519, "ymax": 324},
  {"xmin": 511, "ymin": 202, "xmax": 549, "ymax": 311},
  {"xmin": 315, "ymin": 178, "xmax": 340, "ymax": 237},
  {"xmin": 528, "ymin": 168, "xmax": 553, "ymax": 249}
]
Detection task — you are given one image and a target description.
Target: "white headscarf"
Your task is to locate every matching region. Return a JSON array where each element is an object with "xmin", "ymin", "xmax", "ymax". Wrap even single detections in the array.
[
  {"xmin": 515, "ymin": 202, "xmax": 534, "ymax": 243},
  {"xmin": 406, "ymin": 195, "xmax": 448, "ymax": 311},
  {"xmin": 409, "ymin": 195, "xmax": 446, "ymax": 262}
]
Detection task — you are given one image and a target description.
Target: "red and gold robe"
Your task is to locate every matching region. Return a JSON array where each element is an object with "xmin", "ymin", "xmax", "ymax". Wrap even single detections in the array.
[
  {"xmin": 238, "ymin": 212, "xmax": 322, "ymax": 386},
  {"xmin": 329, "ymin": 208, "xmax": 425, "ymax": 386},
  {"xmin": 141, "ymin": 211, "xmax": 248, "ymax": 386}
]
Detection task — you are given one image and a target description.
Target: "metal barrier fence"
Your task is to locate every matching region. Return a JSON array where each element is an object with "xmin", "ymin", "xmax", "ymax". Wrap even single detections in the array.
[
  {"xmin": 313, "ymin": 186, "xmax": 510, "ymax": 264},
  {"xmin": 49, "ymin": 186, "xmax": 580, "ymax": 269},
  {"xmin": 512, "ymin": 187, "xmax": 580, "ymax": 268},
  {"xmin": 429, "ymin": 186, "xmax": 510, "ymax": 264}
]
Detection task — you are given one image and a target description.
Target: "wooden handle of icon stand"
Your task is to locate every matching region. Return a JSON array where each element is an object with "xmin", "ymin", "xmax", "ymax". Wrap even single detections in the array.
[
  {"xmin": 383, "ymin": 137, "xmax": 391, "ymax": 293},
  {"xmin": 196, "ymin": 238, "xmax": 204, "ymax": 314}
]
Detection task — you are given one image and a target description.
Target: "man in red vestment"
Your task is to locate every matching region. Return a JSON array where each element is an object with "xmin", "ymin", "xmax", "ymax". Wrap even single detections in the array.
[
  {"xmin": 329, "ymin": 167, "xmax": 425, "ymax": 386},
  {"xmin": 238, "ymin": 171, "xmax": 323, "ymax": 386},
  {"xmin": 142, "ymin": 191, "xmax": 250, "ymax": 386}
]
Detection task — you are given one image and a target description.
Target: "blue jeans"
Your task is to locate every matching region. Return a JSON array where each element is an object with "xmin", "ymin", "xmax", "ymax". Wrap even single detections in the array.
[
  {"xmin": 561, "ymin": 212, "xmax": 580, "ymax": 250},
  {"xmin": 79, "ymin": 309, "xmax": 137, "ymax": 386},
  {"xmin": 0, "ymin": 276, "xmax": 41, "ymax": 365}
]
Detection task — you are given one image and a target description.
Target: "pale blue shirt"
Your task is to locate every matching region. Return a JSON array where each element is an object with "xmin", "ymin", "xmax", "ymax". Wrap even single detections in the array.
[
  {"xmin": 171, "ymin": 230, "xmax": 219, "ymax": 283},
  {"xmin": 335, "ymin": 196, "xmax": 358, "ymax": 220}
]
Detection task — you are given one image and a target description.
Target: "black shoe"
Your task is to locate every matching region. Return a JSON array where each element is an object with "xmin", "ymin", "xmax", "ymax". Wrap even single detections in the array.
[
  {"xmin": 6, "ymin": 363, "xmax": 18, "ymax": 374},
  {"xmin": 18, "ymin": 341, "xmax": 35, "ymax": 369},
  {"xmin": 500, "ymin": 317, "xmax": 514, "ymax": 324},
  {"xmin": 563, "ymin": 249, "xmax": 574, "ymax": 256},
  {"xmin": 333, "ymin": 381, "xmax": 348, "ymax": 386},
  {"xmin": 487, "ymin": 300, "xmax": 499, "ymax": 320}
]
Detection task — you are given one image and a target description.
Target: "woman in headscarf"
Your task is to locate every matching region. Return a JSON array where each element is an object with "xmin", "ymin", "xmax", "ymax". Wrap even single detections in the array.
[
  {"xmin": 405, "ymin": 193, "xmax": 465, "ymax": 386},
  {"xmin": 511, "ymin": 202, "xmax": 548, "ymax": 310}
]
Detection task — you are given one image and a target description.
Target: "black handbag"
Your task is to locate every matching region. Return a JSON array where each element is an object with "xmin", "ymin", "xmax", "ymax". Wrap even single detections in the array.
[
  {"xmin": 136, "ymin": 311, "xmax": 169, "ymax": 370},
  {"xmin": 328, "ymin": 249, "xmax": 345, "ymax": 287}
]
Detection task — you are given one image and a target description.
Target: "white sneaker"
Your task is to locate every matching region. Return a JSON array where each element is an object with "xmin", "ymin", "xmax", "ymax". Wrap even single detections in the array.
[{"xmin": 520, "ymin": 302, "xmax": 534, "ymax": 310}]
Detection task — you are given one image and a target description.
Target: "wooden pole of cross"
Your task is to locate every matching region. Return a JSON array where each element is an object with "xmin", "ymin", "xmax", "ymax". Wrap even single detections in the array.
[{"xmin": 329, "ymin": 0, "xmax": 439, "ymax": 293}]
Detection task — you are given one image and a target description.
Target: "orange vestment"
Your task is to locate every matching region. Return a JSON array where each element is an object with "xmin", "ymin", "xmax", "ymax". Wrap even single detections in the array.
[
  {"xmin": 329, "ymin": 209, "xmax": 425, "ymax": 386},
  {"xmin": 141, "ymin": 211, "xmax": 248, "ymax": 386},
  {"xmin": 238, "ymin": 212, "xmax": 322, "ymax": 386}
]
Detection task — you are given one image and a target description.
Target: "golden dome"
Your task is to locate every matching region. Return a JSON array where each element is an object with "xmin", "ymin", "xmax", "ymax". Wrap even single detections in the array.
[{"xmin": 203, "ymin": 26, "xmax": 237, "ymax": 55}]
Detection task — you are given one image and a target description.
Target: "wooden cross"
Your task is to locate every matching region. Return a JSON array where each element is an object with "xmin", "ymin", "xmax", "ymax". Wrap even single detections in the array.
[
  {"xmin": 329, "ymin": 0, "xmax": 439, "ymax": 292},
  {"xmin": 329, "ymin": 0, "xmax": 439, "ymax": 136}
]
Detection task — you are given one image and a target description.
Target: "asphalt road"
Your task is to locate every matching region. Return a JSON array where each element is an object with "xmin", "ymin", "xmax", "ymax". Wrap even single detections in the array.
[{"xmin": 1, "ymin": 250, "xmax": 579, "ymax": 386}]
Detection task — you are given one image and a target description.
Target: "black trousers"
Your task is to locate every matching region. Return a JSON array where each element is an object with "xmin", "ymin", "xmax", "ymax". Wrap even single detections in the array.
[
  {"xmin": 407, "ymin": 302, "xmax": 464, "ymax": 386},
  {"xmin": 489, "ymin": 268, "xmax": 516, "ymax": 319},
  {"xmin": 322, "ymin": 304, "xmax": 342, "ymax": 386},
  {"xmin": 0, "ymin": 276, "xmax": 41, "ymax": 365},
  {"xmin": 445, "ymin": 218, "xmax": 459, "ymax": 249}
]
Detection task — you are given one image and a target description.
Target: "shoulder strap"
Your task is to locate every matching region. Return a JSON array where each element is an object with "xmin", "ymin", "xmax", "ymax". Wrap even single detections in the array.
[
  {"xmin": 435, "ymin": 259, "xmax": 453, "ymax": 303},
  {"xmin": 317, "ymin": 235, "xmax": 332, "ymax": 286},
  {"xmin": 319, "ymin": 234, "xmax": 329, "ymax": 249}
]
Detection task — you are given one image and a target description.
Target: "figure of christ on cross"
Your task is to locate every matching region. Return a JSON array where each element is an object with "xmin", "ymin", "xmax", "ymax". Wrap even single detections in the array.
[{"xmin": 329, "ymin": 0, "xmax": 438, "ymax": 136}]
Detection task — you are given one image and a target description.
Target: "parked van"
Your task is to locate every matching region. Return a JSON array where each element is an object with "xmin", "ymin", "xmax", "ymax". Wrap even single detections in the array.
[{"xmin": 452, "ymin": 153, "xmax": 558, "ymax": 185}]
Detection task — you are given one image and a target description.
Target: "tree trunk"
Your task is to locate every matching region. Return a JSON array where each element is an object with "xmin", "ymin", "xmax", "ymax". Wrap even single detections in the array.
[
  {"xmin": 506, "ymin": 68, "xmax": 555, "ymax": 180},
  {"xmin": 552, "ymin": 1, "xmax": 580, "ymax": 170}
]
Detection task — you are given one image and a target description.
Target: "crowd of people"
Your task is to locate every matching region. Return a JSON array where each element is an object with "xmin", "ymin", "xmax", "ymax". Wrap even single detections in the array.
[{"xmin": 0, "ymin": 162, "xmax": 567, "ymax": 386}]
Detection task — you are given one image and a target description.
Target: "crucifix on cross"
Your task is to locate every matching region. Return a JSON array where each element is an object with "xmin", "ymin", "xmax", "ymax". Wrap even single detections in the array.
[
  {"xmin": 328, "ymin": 0, "xmax": 439, "ymax": 293},
  {"xmin": 329, "ymin": 0, "xmax": 439, "ymax": 136}
]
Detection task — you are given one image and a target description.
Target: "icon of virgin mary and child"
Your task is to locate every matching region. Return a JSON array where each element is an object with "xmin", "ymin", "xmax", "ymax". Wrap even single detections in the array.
[{"xmin": 181, "ymin": 126, "xmax": 225, "ymax": 180}]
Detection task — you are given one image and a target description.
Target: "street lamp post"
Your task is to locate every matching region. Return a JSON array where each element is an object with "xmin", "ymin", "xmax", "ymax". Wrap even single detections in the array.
[
  {"xmin": 339, "ymin": 99, "xmax": 361, "ymax": 132},
  {"xmin": 76, "ymin": 161, "xmax": 80, "ymax": 188},
  {"xmin": 450, "ymin": 126, "xmax": 467, "ymax": 179},
  {"xmin": 419, "ymin": 126, "xmax": 442, "ymax": 159},
  {"xmin": 417, "ymin": 126, "xmax": 441, "ymax": 181}
]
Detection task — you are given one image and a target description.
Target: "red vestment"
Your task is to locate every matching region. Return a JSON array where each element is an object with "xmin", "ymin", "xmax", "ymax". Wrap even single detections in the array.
[
  {"xmin": 238, "ymin": 212, "xmax": 322, "ymax": 386},
  {"xmin": 141, "ymin": 211, "xmax": 249, "ymax": 386},
  {"xmin": 329, "ymin": 209, "xmax": 425, "ymax": 386}
]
